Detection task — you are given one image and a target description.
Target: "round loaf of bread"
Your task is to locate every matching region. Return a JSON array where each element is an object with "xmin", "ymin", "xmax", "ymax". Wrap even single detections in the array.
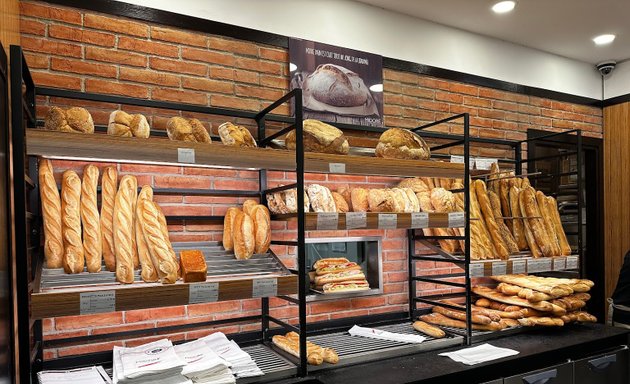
[
  {"xmin": 375, "ymin": 128, "xmax": 430, "ymax": 160},
  {"xmin": 218, "ymin": 122, "xmax": 257, "ymax": 147},
  {"xmin": 303, "ymin": 64, "xmax": 370, "ymax": 107},
  {"xmin": 166, "ymin": 117, "xmax": 211, "ymax": 143},
  {"xmin": 108, "ymin": 110, "xmax": 134, "ymax": 137},
  {"xmin": 285, "ymin": 119, "xmax": 349, "ymax": 155},
  {"xmin": 189, "ymin": 118, "xmax": 211, "ymax": 143},
  {"xmin": 307, "ymin": 184, "xmax": 336, "ymax": 213},
  {"xmin": 232, "ymin": 211, "xmax": 255, "ymax": 260},
  {"xmin": 45, "ymin": 106, "xmax": 94, "ymax": 134},
  {"xmin": 130, "ymin": 114, "xmax": 150, "ymax": 138}
]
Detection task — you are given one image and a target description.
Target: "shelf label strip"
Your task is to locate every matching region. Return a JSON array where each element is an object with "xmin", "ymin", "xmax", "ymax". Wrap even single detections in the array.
[
  {"xmin": 510, "ymin": 260, "xmax": 527, "ymax": 274},
  {"xmin": 411, "ymin": 212, "xmax": 429, "ymax": 229},
  {"xmin": 566, "ymin": 256, "xmax": 579, "ymax": 270},
  {"xmin": 253, "ymin": 278, "xmax": 278, "ymax": 298},
  {"xmin": 448, "ymin": 212, "xmax": 465, "ymax": 228},
  {"xmin": 469, "ymin": 263, "xmax": 484, "ymax": 277},
  {"xmin": 328, "ymin": 163, "xmax": 346, "ymax": 173},
  {"xmin": 80, "ymin": 290, "xmax": 116, "ymax": 315},
  {"xmin": 316, "ymin": 212, "xmax": 339, "ymax": 230},
  {"xmin": 527, "ymin": 258, "xmax": 552, "ymax": 273},
  {"xmin": 492, "ymin": 261, "xmax": 507, "ymax": 276},
  {"xmin": 189, "ymin": 282, "xmax": 219, "ymax": 304},
  {"xmin": 553, "ymin": 257, "xmax": 567, "ymax": 271},
  {"xmin": 346, "ymin": 212, "xmax": 367, "ymax": 229},
  {"xmin": 378, "ymin": 213, "xmax": 397, "ymax": 229},
  {"xmin": 177, "ymin": 148, "xmax": 196, "ymax": 164}
]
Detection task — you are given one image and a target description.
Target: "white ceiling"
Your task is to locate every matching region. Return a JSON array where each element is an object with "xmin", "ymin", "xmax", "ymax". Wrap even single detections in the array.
[{"xmin": 355, "ymin": 0, "xmax": 630, "ymax": 64}]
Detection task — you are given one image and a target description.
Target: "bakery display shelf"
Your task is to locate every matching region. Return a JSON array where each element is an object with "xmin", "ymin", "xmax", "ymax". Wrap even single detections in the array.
[
  {"xmin": 468, "ymin": 254, "xmax": 580, "ymax": 277},
  {"xmin": 26, "ymin": 129, "xmax": 465, "ymax": 178},
  {"xmin": 237, "ymin": 344, "xmax": 298, "ymax": 384},
  {"xmin": 436, "ymin": 324, "xmax": 526, "ymax": 343},
  {"xmin": 31, "ymin": 241, "xmax": 297, "ymax": 319},
  {"xmin": 271, "ymin": 212, "xmax": 461, "ymax": 231}
]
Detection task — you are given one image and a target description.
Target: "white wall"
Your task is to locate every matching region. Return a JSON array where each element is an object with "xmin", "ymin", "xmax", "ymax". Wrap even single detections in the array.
[
  {"xmin": 116, "ymin": 0, "xmax": 603, "ymax": 99},
  {"xmin": 604, "ymin": 61, "xmax": 630, "ymax": 99}
]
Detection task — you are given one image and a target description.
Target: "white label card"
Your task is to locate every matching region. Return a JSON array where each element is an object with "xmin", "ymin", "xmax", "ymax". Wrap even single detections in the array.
[
  {"xmin": 553, "ymin": 257, "xmax": 567, "ymax": 271},
  {"xmin": 252, "ymin": 278, "xmax": 278, "ymax": 298},
  {"xmin": 378, "ymin": 213, "xmax": 397, "ymax": 229},
  {"xmin": 329, "ymin": 163, "xmax": 346, "ymax": 173},
  {"xmin": 511, "ymin": 260, "xmax": 527, "ymax": 274},
  {"xmin": 528, "ymin": 258, "xmax": 552, "ymax": 273},
  {"xmin": 450, "ymin": 155, "xmax": 475, "ymax": 169},
  {"xmin": 80, "ymin": 291, "xmax": 115, "ymax": 315},
  {"xmin": 411, "ymin": 212, "xmax": 429, "ymax": 229},
  {"xmin": 492, "ymin": 261, "xmax": 507, "ymax": 276},
  {"xmin": 346, "ymin": 212, "xmax": 367, "ymax": 229},
  {"xmin": 469, "ymin": 263, "xmax": 485, "ymax": 277},
  {"xmin": 177, "ymin": 148, "xmax": 195, "ymax": 164},
  {"xmin": 316, "ymin": 212, "xmax": 339, "ymax": 230},
  {"xmin": 566, "ymin": 256, "xmax": 579, "ymax": 270},
  {"xmin": 189, "ymin": 282, "xmax": 219, "ymax": 304},
  {"xmin": 448, "ymin": 212, "xmax": 465, "ymax": 228},
  {"xmin": 475, "ymin": 158, "xmax": 498, "ymax": 171}
]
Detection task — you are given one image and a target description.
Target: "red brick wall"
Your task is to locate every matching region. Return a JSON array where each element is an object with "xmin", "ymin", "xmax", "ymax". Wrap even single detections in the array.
[{"xmin": 19, "ymin": 1, "xmax": 603, "ymax": 359}]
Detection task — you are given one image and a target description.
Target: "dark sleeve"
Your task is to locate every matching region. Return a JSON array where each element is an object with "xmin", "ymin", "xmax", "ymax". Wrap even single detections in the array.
[{"xmin": 611, "ymin": 250, "xmax": 630, "ymax": 305}]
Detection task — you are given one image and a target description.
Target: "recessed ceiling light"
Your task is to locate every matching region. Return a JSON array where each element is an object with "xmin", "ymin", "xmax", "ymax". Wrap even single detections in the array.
[
  {"xmin": 593, "ymin": 34, "xmax": 615, "ymax": 45},
  {"xmin": 492, "ymin": 1, "xmax": 516, "ymax": 14}
]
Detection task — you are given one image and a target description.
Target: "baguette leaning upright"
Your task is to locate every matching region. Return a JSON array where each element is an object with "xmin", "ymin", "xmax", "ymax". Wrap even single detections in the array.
[
  {"xmin": 250, "ymin": 204, "xmax": 271, "ymax": 254},
  {"xmin": 135, "ymin": 186, "xmax": 158, "ymax": 282},
  {"xmin": 80, "ymin": 165, "xmax": 102, "ymax": 273},
  {"xmin": 474, "ymin": 180, "xmax": 509, "ymax": 259},
  {"xmin": 100, "ymin": 166, "xmax": 118, "ymax": 272},
  {"xmin": 546, "ymin": 196, "xmax": 572, "ymax": 256},
  {"xmin": 61, "ymin": 170, "xmax": 84, "ymax": 273},
  {"xmin": 139, "ymin": 199, "xmax": 179, "ymax": 284},
  {"xmin": 38, "ymin": 159, "xmax": 64, "ymax": 268},
  {"xmin": 113, "ymin": 175, "xmax": 137, "ymax": 284}
]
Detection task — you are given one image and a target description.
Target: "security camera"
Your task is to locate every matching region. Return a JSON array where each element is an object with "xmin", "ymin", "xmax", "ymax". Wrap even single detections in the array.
[{"xmin": 597, "ymin": 60, "xmax": 616, "ymax": 76}]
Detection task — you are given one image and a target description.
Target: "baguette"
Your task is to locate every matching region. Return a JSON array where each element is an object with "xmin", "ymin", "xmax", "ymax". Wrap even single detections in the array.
[
  {"xmin": 519, "ymin": 308, "xmax": 547, "ymax": 318},
  {"xmin": 432, "ymin": 306, "xmax": 492, "ymax": 325},
  {"xmin": 521, "ymin": 187, "xmax": 554, "ymax": 257},
  {"xmin": 518, "ymin": 189, "xmax": 543, "ymax": 258},
  {"xmin": 536, "ymin": 191, "xmax": 561, "ymax": 256},
  {"xmin": 518, "ymin": 317, "xmax": 564, "ymax": 327},
  {"xmin": 490, "ymin": 275, "xmax": 574, "ymax": 297},
  {"xmin": 155, "ymin": 203, "xmax": 179, "ymax": 278},
  {"xmin": 475, "ymin": 298, "xmax": 522, "ymax": 312},
  {"xmin": 439, "ymin": 300, "xmax": 502, "ymax": 322},
  {"xmin": 113, "ymin": 175, "xmax": 137, "ymax": 284},
  {"xmin": 285, "ymin": 332, "xmax": 339, "ymax": 364},
  {"xmin": 471, "ymin": 305, "xmax": 524, "ymax": 319},
  {"xmin": 413, "ymin": 320, "xmax": 446, "ymax": 338},
  {"xmin": 242, "ymin": 199, "xmax": 258, "ymax": 216},
  {"xmin": 135, "ymin": 186, "xmax": 158, "ymax": 282},
  {"xmin": 473, "ymin": 286, "xmax": 560, "ymax": 313},
  {"xmin": 474, "ymin": 180, "xmax": 509, "ymax": 259},
  {"xmin": 222, "ymin": 207, "xmax": 241, "ymax": 251},
  {"xmin": 501, "ymin": 318, "xmax": 520, "ymax": 328},
  {"xmin": 488, "ymin": 190, "xmax": 519, "ymax": 254},
  {"xmin": 496, "ymin": 283, "xmax": 554, "ymax": 303},
  {"xmin": 316, "ymin": 262, "xmax": 361, "ymax": 275},
  {"xmin": 546, "ymin": 196, "xmax": 572, "ymax": 256},
  {"xmin": 140, "ymin": 199, "xmax": 178, "ymax": 284},
  {"xmin": 39, "ymin": 159, "xmax": 64, "ymax": 268},
  {"xmin": 314, "ymin": 270, "xmax": 365, "ymax": 285},
  {"xmin": 80, "ymin": 165, "xmax": 102, "ymax": 273},
  {"xmin": 509, "ymin": 186, "xmax": 528, "ymax": 251},
  {"xmin": 470, "ymin": 182, "xmax": 494, "ymax": 260},
  {"xmin": 272, "ymin": 335, "xmax": 323, "ymax": 365},
  {"xmin": 100, "ymin": 166, "xmax": 118, "ymax": 272},
  {"xmin": 313, "ymin": 258, "xmax": 350, "ymax": 270},
  {"xmin": 61, "ymin": 170, "xmax": 85, "ymax": 274},
  {"xmin": 419, "ymin": 313, "xmax": 505, "ymax": 331},
  {"xmin": 499, "ymin": 178, "xmax": 512, "ymax": 232}
]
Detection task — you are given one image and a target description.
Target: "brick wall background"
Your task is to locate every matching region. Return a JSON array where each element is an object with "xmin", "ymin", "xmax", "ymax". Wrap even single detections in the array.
[{"xmin": 19, "ymin": 1, "xmax": 603, "ymax": 359}]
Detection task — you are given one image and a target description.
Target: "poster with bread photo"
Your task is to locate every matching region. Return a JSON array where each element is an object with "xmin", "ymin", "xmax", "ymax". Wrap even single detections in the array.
[{"xmin": 289, "ymin": 38, "xmax": 383, "ymax": 127}]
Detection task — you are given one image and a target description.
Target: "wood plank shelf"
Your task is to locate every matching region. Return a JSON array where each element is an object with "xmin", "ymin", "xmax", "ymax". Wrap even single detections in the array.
[
  {"xmin": 272, "ymin": 212, "xmax": 463, "ymax": 231},
  {"xmin": 468, "ymin": 254, "xmax": 580, "ymax": 277},
  {"xmin": 26, "ymin": 130, "xmax": 465, "ymax": 178}
]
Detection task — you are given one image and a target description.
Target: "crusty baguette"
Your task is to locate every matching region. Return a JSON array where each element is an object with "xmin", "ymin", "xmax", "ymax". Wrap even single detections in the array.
[
  {"xmin": 432, "ymin": 306, "xmax": 492, "ymax": 325},
  {"xmin": 39, "ymin": 159, "xmax": 64, "ymax": 268},
  {"xmin": 135, "ymin": 186, "xmax": 158, "ymax": 282},
  {"xmin": 499, "ymin": 178, "xmax": 512, "ymax": 232},
  {"xmin": 140, "ymin": 199, "xmax": 178, "ymax": 284},
  {"xmin": 546, "ymin": 196, "xmax": 572, "ymax": 256},
  {"xmin": 61, "ymin": 170, "xmax": 85, "ymax": 274},
  {"xmin": 473, "ymin": 286, "xmax": 562, "ymax": 314},
  {"xmin": 475, "ymin": 298, "xmax": 523, "ymax": 312},
  {"xmin": 272, "ymin": 335, "xmax": 323, "ymax": 365},
  {"xmin": 536, "ymin": 191, "xmax": 561, "ymax": 256},
  {"xmin": 222, "ymin": 207, "xmax": 241, "ymax": 251},
  {"xmin": 518, "ymin": 189, "xmax": 543, "ymax": 258},
  {"xmin": 470, "ymin": 182, "xmax": 495, "ymax": 260},
  {"xmin": 113, "ymin": 175, "xmax": 137, "ymax": 283},
  {"xmin": 475, "ymin": 180, "xmax": 509, "ymax": 259},
  {"xmin": 496, "ymin": 283, "xmax": 553, "ymax": 303},
  {"xmin": 128, "ymin": 178, "xmax": 140, "ymax": 270},
  {"xmin": 501, "ymin": 318, "xmax": 520, "ymax": 328},
  {"xmin": 413, "ymin": 320, "xmax": 446, "ymax": 338},
  {"xmin": 471, "ymin": 305, "xmax": 524, "ymax": 319},
  {"xmin": 496, "ymin": 282, "xmax": 522, "ymax": 296},
  {"xmin": 80, "ymin": 165, "xmax": 102, "ymax": 273},
  {"xmin": 100, "ymin": 166, "xmax": 118, "ymax": 272},
  {"xmin": 490, "ymin": 275, "xmax": 574, "ymax": 297},
  {"xmin": 488, "ymin": 190, "xmax": 519, "ymax": 254},
  {"xmin": 155, "ymin": 203, "xmax": 179, "ymax": 278},
  {"xmin": 420, "ymin": 312, "xmax": 505, "ymax": 331},
  {"xmin": 285, "ymin": 332, "xmax": 338, "ymax": 364},
  {"xmin": 521, "ymin": 187, "xmax": 554, "ymax": 257},
  {"xmin": 519, "ymin": 308, "xmax": 548, "ymax": 318},
  {"xmin": 518, "ymin": 317, "xmax": 564, "ymax": 327},
  {"xmin": 509, "ymin": 186, "xmax": 528, "ymax": 251},
  {"xmin": 250, "ymin": 204, "xmax": 271, "ymax": 254},
  {"xmin": 439, "ymin": 300, "xmax": 502, "ymax": 322},
  {"xmin": 313, "ymin": 257, "xmax": 350, "ymax": 270}
]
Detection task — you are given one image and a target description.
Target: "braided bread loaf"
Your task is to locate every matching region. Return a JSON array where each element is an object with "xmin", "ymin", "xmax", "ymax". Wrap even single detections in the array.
[{"xmin": 38, "ymin": 159, "xmax": 64, "ymax": 268}]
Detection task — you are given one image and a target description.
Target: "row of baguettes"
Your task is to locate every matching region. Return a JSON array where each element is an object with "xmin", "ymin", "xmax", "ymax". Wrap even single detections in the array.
[{"xmin": 39, "ymin": 159, "xmax": 179, "ymax": 284}]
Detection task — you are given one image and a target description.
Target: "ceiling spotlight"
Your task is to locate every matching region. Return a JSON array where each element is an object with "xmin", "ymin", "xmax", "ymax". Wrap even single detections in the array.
[
  {"xmin": 369, "ymin": 84, "xmax": 383, "ymax": 93},
  {"xmin": 289, "ymin": 63, "xmax": 297, "ymax": 72},
  {"xmin": 492, "ymin": 1, "xmax": 516, "ymax": 14},
  {"xmin": 593, "ymin": 34, "xmax": 615, "ymax": 45}
]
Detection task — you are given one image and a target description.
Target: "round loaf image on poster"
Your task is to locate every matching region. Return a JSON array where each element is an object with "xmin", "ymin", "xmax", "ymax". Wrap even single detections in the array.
[{"xmin": 304, "ymin": 64, "xmax": 370, "ymax": 107}]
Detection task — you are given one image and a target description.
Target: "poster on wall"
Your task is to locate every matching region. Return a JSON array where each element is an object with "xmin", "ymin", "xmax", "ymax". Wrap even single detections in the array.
[{"xmin": 289, "ymin": 38, "xmax": 383, "ymax": 127}]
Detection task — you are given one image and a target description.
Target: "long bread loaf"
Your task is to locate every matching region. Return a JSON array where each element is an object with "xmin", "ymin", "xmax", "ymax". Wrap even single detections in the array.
[
  {"xmin": 100, "ymin": 166, "xmax": 118, "ymax": 271},
  {"xmin": 39, "ymin": 159, "xmax": 64, "ymax": 268},
  {"xmin": 136, "ymin": 186, "xmax": 158, "ymax": 282},
  {"xmin": 61, "ymin": 170, "xmax": 84, "ymax": 274},
  {"xmin": 81, "ymin": 165, "xmax": 102, "ymax": 273}
]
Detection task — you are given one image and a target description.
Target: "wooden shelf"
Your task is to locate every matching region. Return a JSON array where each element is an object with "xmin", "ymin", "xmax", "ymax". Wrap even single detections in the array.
[
  {"xmin": 26, "ymin": 130, "xmax": 465, "ymax": 178},
  {"xmin": 273, "ymin": 212, "xmax": 462, "ymax": 231},
  {"xmin": 468, "ymin": 255, "xmax": 580, "ymax": 277}
]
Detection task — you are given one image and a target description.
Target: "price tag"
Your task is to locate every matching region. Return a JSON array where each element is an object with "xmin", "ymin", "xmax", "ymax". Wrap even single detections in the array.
[
  {"xmin": 528, "ymin": 258, "xmax": 551, "ymax": 273},
  {"xmin": 177, "ymin": 148, "xmax": 195, "ymax": 164},
  {"xmin": 475, "ymin": 158, "xmax": 498, "ymax": 170},
  {"xmin": 346, "ymin": 212, "xmax": 367, "ymax": 229},
  {"xmin": 378, "ymin": 213, "xmax": 397, "ymax": 229},
  {"xmin": 469, "ymin": 263, "xmax": 485, "ymax": 277},
  {"xmin": 316, "ymin": 212, "xmax": 339, "ymax": 230},
  {"xmin": 252, "ymin": 278, "xmax": 278, "ymax": 298},
  {"xmin": 329, "ymin": 163, "xmax": 346, "ymax": 173},
  {"xmin": 566, "ymin": 256, "xmax": 579, "ymax": 270},
  {"xmin": 450, "ymin": 155, "xmax": 475, "ymax": 169},
  {"xmin": 492, "ymin": 261, "xmax": 507, "ymax": 276},
  {"xmin": 553, "ymin": 257, "xmax": 567, "ymax": 271},
  {"xmin": 189, "ymin": 282, "xmax": 219, "ymax": 304},
  {"xmin": 511, "ymin": 260, "xmax": 527, "ymax": 274},
  {"xmin": 80, "ymin": 291, "xmax": 115, "ymax": 315},
  {"xmin": 411, "ymin": 212, "xmax": 429, "ymax": 229},
  {"xmin": 448, "ymin": 212, "xmax": 465, "ymax": 228}
]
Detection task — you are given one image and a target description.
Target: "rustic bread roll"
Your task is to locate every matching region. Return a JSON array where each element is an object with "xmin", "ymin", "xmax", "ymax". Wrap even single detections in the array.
[
  {"xmin": 233, "ymin": 211, "xmax": 255, "ymax": 260},
  {"xmin": 113, "ymin": 175, "xmax": 137, "ymax": 284},
  {"xmin": 430, "ymin": 188, "xmax": 455, "ymax": 213},
  {"xmin": 45, "ymin": 106, "xmax": 95, "ymax": 134},
  {"xmin": 250, "ymin": 205, "xmax": 271, "ymax": 254},
  {"xmin": 100, "ymin": 166, "xmax": 118, "ymax": 272},
  {"xmin": 39, "ymin": 159, "xmax": 64, "ymax": 268},
  {"xmin": 303, "ymin": 63, "xmax": 370, "ymax": 107},
  {"xmin": 223, "ymin": 207, "xmax": 241, "ymax": 251},
  {"xmin": 242, "ymin": 199, "xmax": 258, "ymax": 216},
  {"xmin": 536, "ymin": 191, "xmax": 561, "ymax": 256},
  {"xmin": 166, "ymin": 117, "xmax": 211, "ymax": 143},
  {"xmin": 350, "ymin": 188, "xmax": 368, "ymax": 212},
  {"xmin": 368, "ymin": 189, "xmax": 395, "ymax": 212},
  {"xmin": 266, "ymin": 192, "xmax": 290, "ymax": 214},
  {"xmin": 61, "ymin": 170, "xmax": 85, "ymax": 274},
  {"xmin": 81, "ymin": 165, "xmax": 102, "ymax": 273},
  {"xmin": 179, "ymin": 249, "xmax": 207, "ymax": 283},
  {"xmin": 107, "ymin": 110, "xmax": 150, "ymax": 138},
  {"xmin": 284, "ymin": 188, "xmax": 310, "ymax": 213},
  {"xmin": 139, "ymin": 199, "xmax": 178, "ymax": 284},
  {"xmin": 337, "ymin": 185, "xmax": 353, "ymax": 211},
  {"xmin": 285, "ymin": 119, "xmax": 349, "ymax": 154},
  {"xmin": 218, "ymin": 122, "xmax": 257, "ymax": 147},
  {"xmin": 546, "ymin": 196, "xmax": 572, "ymax": 256},
  {"xmin": 398, "ymin": 178, "xmax": 430, "ymax": 193},
  {"xmin": 402, "ymin": 188, "xmax": 420, "ymax": 212},
  {"xmin": 375, "ymin": 128, "xmax": 430, "ymax": 160},
  {"xmin": 307, "ymin": 184, "xmax": 336, "ymax": 212},
  {"xmin": 331, "ymin": 191, "xmax": 349, "ymax": 213},
  {"xmin": 136, "ymin": 186, "xmax": 158, "ymax": 282}
]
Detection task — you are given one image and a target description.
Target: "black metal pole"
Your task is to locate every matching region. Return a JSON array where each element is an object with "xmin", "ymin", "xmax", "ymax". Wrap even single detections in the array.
[
  {"xmin": 408, "ymin": 229, "xmax": 416, "ymax": 319},
  {"xmin": 463, "ymin": 113, "xmax": 472, "ymax": 346},
  {"xmin": 257, "ymin": 116, "xmax": 271, "ymax": 341},
  {"xmin": 576, "ymin": 130, "xmax": 584, "ymax": 278}
]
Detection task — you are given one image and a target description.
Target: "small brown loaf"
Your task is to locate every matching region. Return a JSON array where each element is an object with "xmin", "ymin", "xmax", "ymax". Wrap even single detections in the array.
[
  {"xmin": 546, "ymin": 196, "xmax": 572, "ymax": 256},
  {"xmin": 39, "ymin": 159, "xmax": 64, "ymax": 268},
  {"xmin": 179, "ymin": 250, "xmax": 207, "ymax": 283},
  {"xmin": 113, "ymin": 175, "xmax": 137, "ymax": 284},
  {"xmin": 337, "ymin": 185, "xmax": 353, "ymax": 211},
  {"xmin": 135, "ymin": 186, "xmax": 158, "ymax": 282},
  {"xmin": 45, "ymin": 106, "xmax": 94, "ymax": 134},
  {"xmin": 217, "ymin": 122, "xmax": 257, "ymax": 147},
  {"xmin": 107, "ymin": 110, "xmax": 150, "ymax": 138},
  {"xmin": 303, "ymin": 63, "xmax": 370, "ymax": 107},
  {"xmin": 166, "ymin": 117, "xmax": 211, "ymax": 143},
  {"xmin": 474, "ymin": 180, "xmax": 510, "ymax": 259},
  {"xmin": 367, "ymin": 189, "xmax": 395, "ymax": 212},
  {"xmin": 100, "ymin": 166, "xmax": 118, "ymax": 272},
  {"xmin": 375, "ymin": 128, "xmax": 430, "ymax": 160},
  {"xmin": 285, "ymin": 119, "xmax": 349, "ymax": 155},
  {"xmin": 509, "ymin": 186, "xmax": 528, "ymax": 251},
  {"xmin": 331, "ymin": 192, "xmax": 349, "ymax": 213},
  {"xmin": 222, "ymin": 207, "xmax": 241, "ymax": 251},
  {"xmin": 413, "ymin": 320, "xmax": 446, "ymax": 338},
  {"xmin": 140, "ymin": 199, "xmax": 178, "ymax": 284},
  {"xmin": 536, "ymin": 191, "xmax": 561, "ymax": 256},
  {"xmin": 242, "ymin": 199, "xmax": 258, "ymax": 216},
  {"xmin": 350, "ymin": 188, "xmax": 369, "ymax": 212},
  {"xmin": 233, "ymin": 211, "xmax": 255, "ymax": 260},
  {"xmin": 250, "ymin": 204, "xmax": 271, "ymax": 254},
  {"xmin": 61, "ymin": 170, "xmax": 84, "ymax": 274},
  {"xmin": 307, "ymin": 184, "xmax": 336, "ymax": 213},
  {"xmin": 80, "ymin": 165, "xmax": 102, "ymax": 273},
  {"xmin": 487, "ymin": 190, "xmax": 519, "ymax": 255}
]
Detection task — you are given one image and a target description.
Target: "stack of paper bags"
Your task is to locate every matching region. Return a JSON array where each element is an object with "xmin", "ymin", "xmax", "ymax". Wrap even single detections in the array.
[
  {"xmin": 201, "ymin": 333, "xmax": 263, "ymax": 378},
  {"xmin": 112, "ymin": 339, "xmax": 190, "ymax": 384},
  {"xmin": 174, "ymin": 339, "xmax": 235, "ymax": 384}
]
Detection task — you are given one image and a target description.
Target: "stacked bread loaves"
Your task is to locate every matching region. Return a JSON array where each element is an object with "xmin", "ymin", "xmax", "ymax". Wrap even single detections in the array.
[
  {"xmin": 272, "ymin": 331, "xmax": 338, "ymax": 366},
  {"xmin": 310, "ymin": 257, "xmax": 370, "ymax": 294},
  {"xmin": 222, "ymin": 200, "xmax": 271, "ymax": 260}
]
